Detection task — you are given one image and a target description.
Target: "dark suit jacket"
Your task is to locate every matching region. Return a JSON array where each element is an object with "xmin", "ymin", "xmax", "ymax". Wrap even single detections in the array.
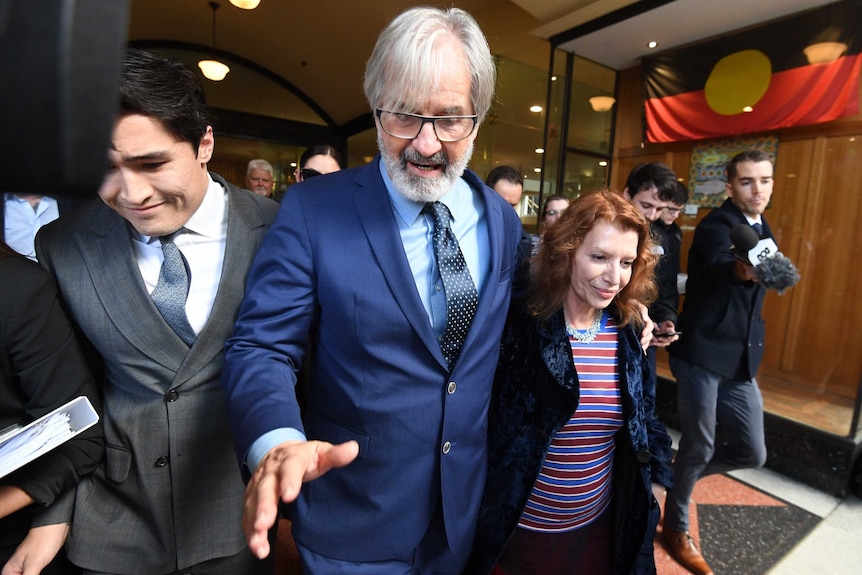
[
  {"xmin": 0, "ymin": 256, "xmax": 103, "ymax": 556},
  {"xmin": 223, "ymin": 157, "xmax": 524, "ymax": 562},
  {"xmin": 35, "ymin": 174, "xmax": 278, "ymax": 574},
  {"xmin": 467, "ymin": 303, "xmax": 673, "ymax": 575},
  {"xmin": 669, "ymin": 198, "xmax": 772, "ymax": 380},
  {"xmin": 649, "ymin": 220, "xmax": 681, "ymax": 325}
]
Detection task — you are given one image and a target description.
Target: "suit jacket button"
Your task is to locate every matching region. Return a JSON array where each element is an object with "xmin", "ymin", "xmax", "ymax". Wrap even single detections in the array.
[
  {"xmin": 155, "ymin": 456, "xmax": 169, "ymax": 467},
  {"xmin": 447, "ymin": 381, "xmax": 456, "ymax": 394},
  {"xmin": 442, "ymin": 441, "xmax": 451, "ymax": 454},
  {"xmin": 165, "ymin": 389, "xmax": 179, "ymax": 402},
  {"xmin": 636, "ymin": 449, "xmax": 653, "ymax": 464}
]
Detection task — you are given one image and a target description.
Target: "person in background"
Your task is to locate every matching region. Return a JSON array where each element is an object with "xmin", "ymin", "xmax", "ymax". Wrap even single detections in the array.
[
  {"xmin": 10, "ymin": 49, "xmax": 278, "ymax": 575},
  {"xmin": 245, "ymin": 159, "xmax": 274, "ymax": 198},
  {"xmin": 222, "ymin": 7, "xmax": 525, "ymax": 574},
  {"xmin": 468, "ymin": 190, "xmax": 672, "ymax": 575},
  {"xmin": 531, "ymin": 194, "xmax": 570, "ymax": 255},
  {"xmin": 659, "ymin": 182, "xmax": 687, "ymax": 230},
  {"xmin": 486, "ymin": 165, "xmax": 523, "ymax": 208},
  {"xmin": 662, "ymin": 150, "xmax": 774, "ymax": 575},
  {"xmin": 2, "ymin": 193, "xmax": 81, "ymax": 261},
  {"xmin": 294, "ymin": 144, "xmax": 344, "ymax": 183},
  {"xmin": 0, "ymin": 240, "xmax": 103, "ymax": 575},
  {"xmin": 650, "ymin": 181, "xmax": 688, "ymax": 334}
]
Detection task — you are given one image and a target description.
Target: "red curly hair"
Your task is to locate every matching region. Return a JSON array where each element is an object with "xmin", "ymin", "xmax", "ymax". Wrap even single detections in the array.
[{"xmin": 528, "ymin": 189, "xmax": 658, "ymax": 327}]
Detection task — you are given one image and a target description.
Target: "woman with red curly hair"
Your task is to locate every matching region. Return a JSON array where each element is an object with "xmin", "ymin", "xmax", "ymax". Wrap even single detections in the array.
[{"xmin": 468, "ymin": 190, "xmax": 673, "ymax": 575}]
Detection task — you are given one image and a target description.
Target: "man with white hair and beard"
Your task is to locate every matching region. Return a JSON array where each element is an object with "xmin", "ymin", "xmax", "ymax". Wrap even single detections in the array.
[{"xmin": 222, "ymin": 6, "xmax": 524, "ymax": 575}]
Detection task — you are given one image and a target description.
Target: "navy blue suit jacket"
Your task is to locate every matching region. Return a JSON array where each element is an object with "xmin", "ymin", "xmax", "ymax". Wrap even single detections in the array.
[{"xmin": 223, "ymin": 157, "xmax": 524, "ymax": 562}]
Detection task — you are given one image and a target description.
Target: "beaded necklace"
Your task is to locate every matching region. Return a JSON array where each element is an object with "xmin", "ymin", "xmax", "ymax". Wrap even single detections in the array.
[{"xmin": 565, "ymin": 310, "xmax": 603, "ymax": 344}]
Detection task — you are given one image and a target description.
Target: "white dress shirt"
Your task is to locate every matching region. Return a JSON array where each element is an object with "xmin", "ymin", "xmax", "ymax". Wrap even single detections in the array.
[{"xmin": 132, "ymin": 175, "xmax": 228, "ymax": 335}]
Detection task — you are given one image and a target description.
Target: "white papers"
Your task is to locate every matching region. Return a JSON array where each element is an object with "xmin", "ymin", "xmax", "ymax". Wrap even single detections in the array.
[{"xmin": 0, "ymin": 396, "xmax": 99, "ymax": 479}]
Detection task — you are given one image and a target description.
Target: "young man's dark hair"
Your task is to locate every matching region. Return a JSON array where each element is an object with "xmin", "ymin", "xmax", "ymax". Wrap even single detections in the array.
[
  {"xmin": 725, "ymin": 150, "xmax": 773, "ymax": 181},
  {"xmin": 671, "ymin": 181, "xmax": 690, "ymax": 206},
  {"xmin": 485, "ymin": 165, "xmax": 523, "ymax": 188},
  {"xmin": 120, "ymin": 48, "xmax": 211, "ymax": 154},
  {"xmin": 624, "ymin": 162, "xmax": 678, "ymax": 201}
]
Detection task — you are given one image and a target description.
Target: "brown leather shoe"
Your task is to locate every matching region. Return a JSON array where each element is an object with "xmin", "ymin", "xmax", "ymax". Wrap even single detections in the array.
[{"xmin": 663, "ymin": 530, "xmax": 714, "ymax": 575}]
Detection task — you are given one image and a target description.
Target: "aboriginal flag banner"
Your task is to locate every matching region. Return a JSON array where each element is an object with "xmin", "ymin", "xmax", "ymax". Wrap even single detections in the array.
[{"xmin": 643, "ymin": 0, "xmax": 862, "ymax": 143}]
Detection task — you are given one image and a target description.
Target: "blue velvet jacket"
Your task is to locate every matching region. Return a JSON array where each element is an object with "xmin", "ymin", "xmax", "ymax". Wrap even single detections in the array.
[{"xmin": 465, "ymin": 302, "xmax": 673, "ymax": 575}]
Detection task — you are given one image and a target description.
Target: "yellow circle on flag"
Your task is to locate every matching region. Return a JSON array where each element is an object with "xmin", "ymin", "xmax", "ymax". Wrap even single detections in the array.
[{"xmin": 704, "ymin": 50, "xmax": 772, "ymax": 115}]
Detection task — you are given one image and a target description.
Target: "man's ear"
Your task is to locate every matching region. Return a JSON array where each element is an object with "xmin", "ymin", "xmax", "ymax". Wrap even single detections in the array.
[
  {"xmin": 197, "ymin": 126, "xmax": 215, "ymax": 164},
  {"xmin": 623, "ymin": 187, "xmax": 632, "ymax": 201}
]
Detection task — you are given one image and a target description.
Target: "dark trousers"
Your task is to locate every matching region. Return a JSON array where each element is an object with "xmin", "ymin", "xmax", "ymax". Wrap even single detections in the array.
[
  {"xmin": 496, "ymin": 507, "xmax": 614, "ymax": 575},
  {"xmin": 664, "ymin": 355, "xmax": 767, "ymax": 532}
]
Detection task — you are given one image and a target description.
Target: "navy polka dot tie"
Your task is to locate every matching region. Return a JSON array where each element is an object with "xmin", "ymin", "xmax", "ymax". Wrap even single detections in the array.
[
  {"xmin": 151, "ymin": 232, "xmax": 197, "ymax": 346},
  {"xmin": 424, "ymin": 202, "xmax": 478, "ymax": 370}
]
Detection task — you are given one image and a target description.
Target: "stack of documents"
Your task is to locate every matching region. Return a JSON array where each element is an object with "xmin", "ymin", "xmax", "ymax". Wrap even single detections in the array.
[{"xmin": 0, "ymin": 396, "xmax": 98, "ymax": 479}]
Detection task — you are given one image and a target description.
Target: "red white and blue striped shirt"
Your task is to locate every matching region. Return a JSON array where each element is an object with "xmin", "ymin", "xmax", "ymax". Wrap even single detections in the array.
[{"xmin": 519, "ymin": 313, "xmax": 623, "ymax": 532}]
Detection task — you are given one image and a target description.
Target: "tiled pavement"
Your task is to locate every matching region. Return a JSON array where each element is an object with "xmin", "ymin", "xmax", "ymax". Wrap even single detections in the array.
[{"xmin": 658, "ymin": 428, "xmax": 862, "ymax": 575}]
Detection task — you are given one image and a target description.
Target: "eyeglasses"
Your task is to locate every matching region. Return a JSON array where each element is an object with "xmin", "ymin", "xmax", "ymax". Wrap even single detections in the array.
[
  {"xmin": 299, "ymin": 168, "xmax": 322, "ymax": 180},
  {"xmin": 375, "ymin": 109, "xmax": 478, "ymax": 143},
  {"xmin": 544, "ymin": 209, "xmax": 561, "ymax": 218}
]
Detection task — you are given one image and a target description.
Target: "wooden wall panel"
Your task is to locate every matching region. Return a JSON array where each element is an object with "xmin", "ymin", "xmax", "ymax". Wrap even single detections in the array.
[{"xmin": 208, "ymin": 158, "xmax": 245, "ymax": 189}]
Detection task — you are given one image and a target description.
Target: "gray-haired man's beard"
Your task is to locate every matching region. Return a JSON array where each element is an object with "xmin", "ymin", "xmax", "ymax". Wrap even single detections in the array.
[{"xmin": 378, "ymin": 134, "xmax": 473, "ymax": 203}]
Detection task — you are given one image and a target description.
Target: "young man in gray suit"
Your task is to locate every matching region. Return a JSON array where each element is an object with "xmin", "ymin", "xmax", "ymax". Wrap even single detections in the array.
[{"xmin": 6, "ymin": 49, "xmax": 278, "ymax": 575}]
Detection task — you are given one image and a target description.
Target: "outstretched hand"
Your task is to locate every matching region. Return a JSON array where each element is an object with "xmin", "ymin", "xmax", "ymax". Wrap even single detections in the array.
[{"xmin": 244, "ymin": 439, "xmax": 359, "ymax": 559}]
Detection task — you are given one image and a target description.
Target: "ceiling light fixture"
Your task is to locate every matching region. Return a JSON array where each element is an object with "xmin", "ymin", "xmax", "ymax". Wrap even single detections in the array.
[
  {"xmin": 530, "ymin": 105, "xmax": 543, "ymax": 113},
  {"xmin": 229, "ymin": 0, "xmax": 261, "ymax": 8},
  {"xmin": 198, "ymin": 2, "xmax": 230, "ymax": 81},
  {"xmin": 535, "ymin": 148, "xmax": 544, "ymax": 154},
  {"xmin": 803, "ymin": 41, "xmax": 847, "ymax": 64},
  {"xmin": 589, "ymin": 96, "xmax": 615, "ymax": 112},
  {"xmin": 648, "ymin": 41, "xmax": 658, "ymax": 49}
]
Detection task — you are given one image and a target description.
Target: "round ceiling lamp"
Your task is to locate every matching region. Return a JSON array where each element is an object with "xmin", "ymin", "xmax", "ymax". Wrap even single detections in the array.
[
  {"xmin": 198, "ymin": 2, "xmax": 230, "ymax": 81},
  {"xmin": 230, "ymin": 0, "xmax": 261, "ymax": 8},
  {"xmin": 198, "ymin": 60, "xmax": 230, "ymax": 81},
  {"xmin": 589, "ymin": 96, "xmax": 616, "ymax": 112},
  {"xmin": 803, "ymin": 41, "xmax": 847, "ymax": 65}
]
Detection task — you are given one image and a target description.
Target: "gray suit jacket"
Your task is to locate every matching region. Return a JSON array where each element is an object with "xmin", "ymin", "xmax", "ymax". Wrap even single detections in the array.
[{"xmin": 35, "ymin": 175, "xmax": 278, "ymax": 574}]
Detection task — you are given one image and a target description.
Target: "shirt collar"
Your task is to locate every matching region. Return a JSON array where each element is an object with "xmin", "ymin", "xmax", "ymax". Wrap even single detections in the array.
[
  {"xmin": 5, "ymin": 193, "xmax": 55, "ymax": 206},
  {"xmin": 743, "ymin": 214, "xmax": 763, "ymax": 226},
  {"xmin": 140, "ymin": 173, "xmax": 226, "ymax": 243}
]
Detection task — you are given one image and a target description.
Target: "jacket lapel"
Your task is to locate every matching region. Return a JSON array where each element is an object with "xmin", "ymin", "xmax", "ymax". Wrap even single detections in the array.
[
  {"xmin": 540, "ymin": 311, "xmax": 580, "ymax": 394},
  {"xmin": 351, "ymin": 160, "xmax": 443, "ymax": 363},
  {"xmin": 460, "ymin": 169, "xmax": 505, "ymax": 354},
  {"xmin": 77, "ymin": 205, "xmax": 189, "ymax": 377},
  {"xmin": 174, "ymin": 178, "xmax": 269, "ymax": 386}
]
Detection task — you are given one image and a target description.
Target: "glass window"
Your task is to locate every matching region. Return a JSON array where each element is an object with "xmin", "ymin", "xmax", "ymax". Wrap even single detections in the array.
[
  {"xmin": 567, "ymin": 57, "xmax": 616, "ymax": 155},
  {"xmin": 562, "ymin": 152, "xmax": 609, "ymax": 198}
]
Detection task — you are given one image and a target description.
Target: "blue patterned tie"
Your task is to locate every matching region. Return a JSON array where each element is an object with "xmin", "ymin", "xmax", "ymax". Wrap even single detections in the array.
[
  {"xmin": 151, "ymin": 232, "xmax": 196, "ymax": 346},
  {"xmin": 424, "ymin": 202, "xmax": 478, "ymax": 370},
  {"xmin": 752, "ymin": 222, "xmax": 763, "ymax": 237}
]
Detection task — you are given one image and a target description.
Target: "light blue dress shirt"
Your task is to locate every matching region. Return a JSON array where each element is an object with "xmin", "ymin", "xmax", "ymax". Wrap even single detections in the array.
[{"xmin": 4, "ymin": 193, "xmax": 59, "ymax": 261}]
